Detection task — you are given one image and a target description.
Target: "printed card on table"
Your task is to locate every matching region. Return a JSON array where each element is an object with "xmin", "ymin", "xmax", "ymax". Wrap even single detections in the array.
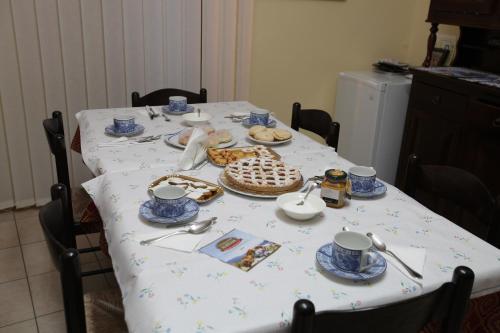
[{"xmin": 199, "ymin": 229, "xmax": 281, "ymax": 272}]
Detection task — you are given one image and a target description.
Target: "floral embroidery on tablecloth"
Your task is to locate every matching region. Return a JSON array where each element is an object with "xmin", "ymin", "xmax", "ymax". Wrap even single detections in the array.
[
  {"xmin": 400, "ymin": 281, "xmax": 418, "ymax": 294},
  {"xmin": 304, "ymin": 267, "xmax": 317, "ymax": 279},
  {"xmin": 449, "ymin": 247, "xmax": 471, "ymax": 261},
  {"xmin": 249, "ymin": 280, "xmax": 266, "ymax": 291},
  {"xmin": 350, "ymin": 300, "xmax": 362, "ymax": 310},
  {"xmin": 206, "ymin": 272, "xmax": 229, "ymax": 281},
  {"xmin": 437, "ymin": 264, "xmax": 454, "ymax": 273},
  {"xmin": 139, "ymin": 285, "xmax": 155, "ymax": 299},
  {"xmin": 279, "ymin": 311, "xmax": 291, "ymax": 328},
  {"xmin": 266, "ymin": 261, "xmax": 284, "ymax": 271},
  {"xmin": 331, "ymin": 289, "xmax": 348, "ymax": 300},
  {"xmin": 195, "ymin": 321, "xmax": 215, "ymax": 333},
  {"xmin": 293, "ymin": 289, "xmax": 311, "ymax": 300},
  {"xmin": 228, "ymin": 298, "xmax": 247, "ymax": 318},
  {"xmin": 177, "ymin": 294, "xmax": 203, "ymax": 308}
]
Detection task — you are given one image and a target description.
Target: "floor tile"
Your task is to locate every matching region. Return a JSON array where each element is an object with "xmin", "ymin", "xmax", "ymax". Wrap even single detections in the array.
[
  {"xmin": 0, "ymin": 210, "xmax": 14, "ymax": 223},
  {"xmin": 22, "ymin": 241, "xmax": 56, "ymax": 276},
  {"xmin": 0, "ymin": 319, "xmax": 37, "ymax": 333},
  {"xmin": 28, "ymin": 271, "xmax": 63, "ymax": 317},
  {"xmin": 0, "ymin": 247, "xmax": 26, "ymax": 283},
  {"xmin": 86, "ymin": 233, "xmax": 100, "ymax": 247},
  {"xmin": 17, "ymin": 216, "xmax": 45, "ymax": 245},
  {"xmin": 82, "ymin": 262, "xmax": 108, "ymax": 294},
  {"xmin": 37, "ymin": 311, "xmax": 66, "ymax": 333},
  {"xmin": 14, "ymin": 208, "xmax": 39, "ymax": 221},
  {"xmin": 96, "ymin": 251, "xmax": 112, "ymax": 269},
  {"xmin": 105, "ymin": 272, "xmax": 119, "ymax": 289},
  {"xmin": 0, "ymin": 279, "xmax": 34, "ymax": 327},
  {"xmin": 0, "ymin": 221, "xmax": 19, "ymax": 250}
]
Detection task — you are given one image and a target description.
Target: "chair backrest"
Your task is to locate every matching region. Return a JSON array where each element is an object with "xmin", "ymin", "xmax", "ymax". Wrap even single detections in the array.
[
  {"xmin": 43, "ymin": 111, "xmax": 71, "ymax": 192},
  {"xmin": 291, "ymin": 102, "xmax": 340, "ymax": 149},
  {"xmin": 131, "ymin": 88, "xmax": 208, "ymax": 107},
  {"xmin": 292, "ymin": 266, "xmax": 474, "ymax": 333},
  {"xmin": 39, "ymin": 183, "xmax": 86, "ymax": 333},
  {"xmin": 404, "ymin": 154, "xmax": 499, "ymax": 246}
]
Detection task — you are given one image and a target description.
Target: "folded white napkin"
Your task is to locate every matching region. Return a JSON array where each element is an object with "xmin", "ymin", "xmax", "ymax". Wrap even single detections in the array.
[
  {"xmin": 178, "ymin": 128, "xmax": 207, "ymax": 170},
  {"xmin": 131, "ymin": 229, "xmax": 209, "ymax": 253},
  {"xmin": 383, "ymin": 245, "xmax": 426, "ymax": 279}
]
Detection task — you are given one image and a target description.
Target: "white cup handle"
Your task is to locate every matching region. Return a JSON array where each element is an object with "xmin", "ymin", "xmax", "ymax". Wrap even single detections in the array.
[{"xmin": 359, "ymin": 252, "xmax": 377, "ymax": 272}]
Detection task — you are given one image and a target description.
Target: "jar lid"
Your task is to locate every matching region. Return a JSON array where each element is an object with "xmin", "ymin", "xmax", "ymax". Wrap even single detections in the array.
[{"xmin": 324, "ymin": 169, "xmax": 347, "ymax": 182}]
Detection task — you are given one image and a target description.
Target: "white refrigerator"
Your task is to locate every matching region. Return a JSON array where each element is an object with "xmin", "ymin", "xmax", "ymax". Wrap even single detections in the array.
[{"xmin": 334, "ymin": 71, "xmax": 412, "ymax": 185}]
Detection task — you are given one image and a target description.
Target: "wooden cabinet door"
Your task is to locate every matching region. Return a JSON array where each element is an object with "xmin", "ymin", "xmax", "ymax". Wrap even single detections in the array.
[{"xmin": 431, "ymin": 0, "xmax": 497, "ymax": 14}]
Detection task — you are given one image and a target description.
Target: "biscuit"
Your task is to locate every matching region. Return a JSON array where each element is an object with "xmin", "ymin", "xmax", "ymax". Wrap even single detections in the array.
[
  {"xmin": 273, "ymin": 129, "xmax": 292, "ymax": 141},
  {"xmin": 254, "ymin": 129, "xmax": 275, "ymax": 142},
  {"xmin": 215, "ymin": 129, "xmax": 232, "ymax": 143},
  {"xmin": 249, "ymin": 125, "xmax": 267, "ymax": 136}
]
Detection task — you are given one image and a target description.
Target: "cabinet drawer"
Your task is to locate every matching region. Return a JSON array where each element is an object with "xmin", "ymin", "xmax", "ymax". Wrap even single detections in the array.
[
  {"xmin": 411, "ymin": 82, "xmax": 467, "ymax": 120},
  {"xmin": 468, "ymin": 98, "xmax": 500, "ymax": 130}
]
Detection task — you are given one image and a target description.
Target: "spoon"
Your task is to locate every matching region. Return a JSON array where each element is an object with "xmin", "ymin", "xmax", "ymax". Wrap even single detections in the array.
[
  {"xmin": 296, "ymin": 183, "xmax": 317, "ymax": 206},
  {"xmin": 140, "ymin": 217, "xmax": 217, "ymax": 246},
  {"xmin": 197, "ymin": 108, "xmax": 201, "ymax": 118},
  {"xmin": 162, "ymin": 113, "xmax": 170, "ymax": 122},
  {"xmin": 367, "ymin": 232, "xmax": 423, "ymax": 279}
]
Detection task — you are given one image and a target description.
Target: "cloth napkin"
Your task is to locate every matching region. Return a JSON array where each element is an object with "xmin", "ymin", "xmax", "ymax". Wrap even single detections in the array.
[
  {"xmin": 383, "ymin": 245, "xmax": 426, "ymax": 282},
  {"xmin": 131, "ymin": 228, "xmax": 210, "ymax": 253},
  {"xmin": 178, "ymin": 128, "xmax": 208, "ymax": 170}
]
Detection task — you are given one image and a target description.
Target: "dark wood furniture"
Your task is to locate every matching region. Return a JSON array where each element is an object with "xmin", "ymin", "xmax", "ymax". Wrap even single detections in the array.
[
  {"xmin": 291, "ymin": 102, "xmax": 340, "ymax": 150},
  {"xmin": 39, "ymin": 184, "xmax": 124, "ymax": 333},
  {"xmin": 43, "ymin": 111, "xmax": 102, "ymax": 235},
  {"xmin": 131, "ymin": 88, "xmax": 207, "ymax": 107},
  {"xmin": 291, "ymin": 266, "xmax": 473, "ymax": 333},
  {"xmin": 404, "ymin": 154, "xmax": 500, "ymax": 247}
]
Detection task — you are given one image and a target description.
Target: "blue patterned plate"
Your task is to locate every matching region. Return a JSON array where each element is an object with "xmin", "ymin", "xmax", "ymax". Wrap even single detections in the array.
[
  {"xmin": 161, "ymin": 105, "xmax": 195, "ymax": 115},
  {"xmin": 139, "ymin": 199, "xmax": 199, "ymax": 225},
  {"xmin": 351, "ymin": 180, "xmax": 387, "ymax": 198},
  {"xmin": 105, "ymin": 124, "xmax": 145, "ymax": 137},
  {"xmin": 242, "ymin": 118, "xmax": 277, "ymax": 128},
  {"xmin": 316, "ymin": 243, "xmax": 387, "ymax": 281}
]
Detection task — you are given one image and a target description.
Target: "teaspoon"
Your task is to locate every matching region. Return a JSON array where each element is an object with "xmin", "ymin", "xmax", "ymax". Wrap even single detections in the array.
[
  {"xmin": 367, "ymin": 232, "xmax": 423, "ymax": 279},
  {"xmin": 140, "ymin": 217, "xmax": 216, "ymax": 246}
]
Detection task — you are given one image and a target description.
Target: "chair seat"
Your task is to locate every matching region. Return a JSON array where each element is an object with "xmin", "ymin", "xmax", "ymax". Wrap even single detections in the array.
[{"xmin": 84, "ymin": 288, "xmax": 127, "ymax": 333}]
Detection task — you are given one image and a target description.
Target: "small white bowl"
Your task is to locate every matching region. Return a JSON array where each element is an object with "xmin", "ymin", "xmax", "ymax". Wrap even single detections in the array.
[
  {"xmin": 277, "ymin": 193, "xmax": 326, "ymax": 221},
  {"xmin": 182, "ymin": 112, "xmax": 212, "ymax": 126}
]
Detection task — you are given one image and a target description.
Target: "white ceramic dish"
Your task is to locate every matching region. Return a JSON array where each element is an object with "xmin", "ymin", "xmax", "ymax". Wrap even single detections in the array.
[
  {"xmin": 164, "ymin": 133, "xmax": 237, "ymax": 150},
  {"xmin": 182, "ymin": 112, "xmax": 212, "ymax": 126},
  {"xmin": 246, "ymin": 134, "xmax": 292, "ymax": 146},
  {"xmin": 276, "ymin": 192, "xmax": 325, "ymax": 220}
]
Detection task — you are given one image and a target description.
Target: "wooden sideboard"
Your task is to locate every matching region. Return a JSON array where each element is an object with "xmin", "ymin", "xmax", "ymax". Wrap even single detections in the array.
[{"xmin": 395, "ymin": 0, "xmax": 500, "ymax": 238}]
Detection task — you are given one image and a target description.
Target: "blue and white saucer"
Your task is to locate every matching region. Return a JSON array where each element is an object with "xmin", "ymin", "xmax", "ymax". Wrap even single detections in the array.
[
  {"xmin": 316, "ymin": 243, "xmax": 387, "ymax": 281},
  {"xmin": 161, "ymin": 105, "xmax": 195, "ymax": 115},
  {"xmin": 105, "ymin": 124, "xmax": 145, "ymax": 137},
  {"xmin": 242, "ymin": 118, "xmax": 277, "ymax": 128},
  {"xmin": 139, "ymin": 199, "xmax": 199, "ymax": 225},
  {"xmin": 351, "ymin": 180, "xmax": 387, "ymax": 198}
]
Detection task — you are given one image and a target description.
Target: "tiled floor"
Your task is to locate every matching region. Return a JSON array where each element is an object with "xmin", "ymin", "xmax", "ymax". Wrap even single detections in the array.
[{"xmin": 0, "ymin": 208, "xmax": 117, "ymax": 333}]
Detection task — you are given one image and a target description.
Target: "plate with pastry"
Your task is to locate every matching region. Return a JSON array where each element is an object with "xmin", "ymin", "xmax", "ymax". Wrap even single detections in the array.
[
  {"xmin": 164, "ymin": 127, "xmax": 237, "ymax": 149},
  {"xmin": 207, "ymin": 145, "xmax": 280, "ymax": 167},
  {"xmin": 218, "ymin": 157, "xmax": 303, "ymax": 198},
  {"xmin": 247, "ymin": 126, "xmax": 293, "ymax": 145},
  {"xmin": 148, "ymin": 174, "xmax": 224, "ymax": 204}
]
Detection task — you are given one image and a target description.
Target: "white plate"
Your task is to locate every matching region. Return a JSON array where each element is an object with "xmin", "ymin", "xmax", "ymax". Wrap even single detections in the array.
[
  {"xmin": 246, "ymin": 134, "xmax": 292, "ymax": 146},
  {"xmin": 217, "ymin": 174, "xmax": 304, "ymax": 199},
  {"xmin": 164, "ymin": 133, "xmax": 238, "ymax": 150}
]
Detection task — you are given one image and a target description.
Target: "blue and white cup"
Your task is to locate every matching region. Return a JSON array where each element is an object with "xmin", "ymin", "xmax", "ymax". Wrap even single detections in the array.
[
  {"xmin": 151, "ymin": 186, "xmax": 189, "ymax": 218},
  {"xmin": 332, "ymin": 231, "xmax": 376, "ymax": 272},
  {"xmin": 348, "ymin": 166, "xmax": 376, "ymax": 194},
  {"xmin": 169, "ymin": 96, "xmax": 188, "ymax": 112},
  {"xmin": 113, "ymin": 115, "xmax": 136, "ymax": 133},
  {"xmin": 249, "ymin": 108, "xmax": 270, "ymax": 125}
]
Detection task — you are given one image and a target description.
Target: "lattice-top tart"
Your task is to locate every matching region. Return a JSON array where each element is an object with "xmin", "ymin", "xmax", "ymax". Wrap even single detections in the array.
[{"xmin": 224, "ymin": 157, "xmax": 302, "ymax": 194}]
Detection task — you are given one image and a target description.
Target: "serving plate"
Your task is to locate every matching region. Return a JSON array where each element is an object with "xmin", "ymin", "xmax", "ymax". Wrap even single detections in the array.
[
  {"xmin": 149, "ymin": 174, "xmax": 224, "ymax": 204},
  {"xmin": 246, "ymin": 134, "xmax": 292, "ymax": 146},
  {"xmin": 207, "ymin": 146, "xmax": 281, "ymax": 167},
  {"xmin": 164, "ymin": 133, "xmax": 238, "ymax": 150},
  {"xmin": 217, "ymin": 173, "xmax": 303, "ymax": 199}
]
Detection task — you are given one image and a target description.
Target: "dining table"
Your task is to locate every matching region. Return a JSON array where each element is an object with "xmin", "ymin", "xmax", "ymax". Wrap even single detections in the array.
[{"xmin": 77, "ymin": 101, "xmax": 500, "ymax": 333}]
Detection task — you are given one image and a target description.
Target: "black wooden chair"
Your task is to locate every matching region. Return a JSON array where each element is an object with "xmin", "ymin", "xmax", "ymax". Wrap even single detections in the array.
[
  {"xmin": 40, "ymin": 184, "xmax": 125, "ymax": 333},
  {"xmin": 292, "ymin": 266, "xmax": 474, "ymax": 333},
  {"xmin": 404, "ymin": 154, "xmax": 500, "ymax": 248},
  {"xmin": 131, "ymin": 88, "xmax": 207, "ymax": 107},
  {"xmin": 291, "ymin": 102, "xmax": 340, "ymax": 150}
]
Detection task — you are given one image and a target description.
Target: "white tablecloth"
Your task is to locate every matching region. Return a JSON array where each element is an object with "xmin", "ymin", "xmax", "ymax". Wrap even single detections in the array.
[{"xmin": 79, "ymin": 102, "xmax": 500, "ymax": 333}]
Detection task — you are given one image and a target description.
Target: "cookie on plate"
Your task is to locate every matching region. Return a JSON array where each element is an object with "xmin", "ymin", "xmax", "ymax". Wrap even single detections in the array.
[
  {"xmin": 273, "ymin": 129, "xmax": 292, "ymax": 141},
  {"xmin": 254, "ymin": 129, "xmax": 275, "ymax": 142},
  {"xmin": 249, "ymin": 125, "xmax": 267, "ymax": 136}
]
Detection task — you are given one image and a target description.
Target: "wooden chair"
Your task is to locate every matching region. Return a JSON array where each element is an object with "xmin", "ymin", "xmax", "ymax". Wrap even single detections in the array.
[
  {"xmin": 131, "ymin": 88, "xmax": 207, "ymax": 107},
  {"xmin": 291, "ymin": 266, "xmax": 474, "ymax": 333},
  {"xmin": 40, "ymin": 184, "xmax": 126, "ymax": 333},
  {"xmin": 291, "ymin": 102, "xmax": 340, "ymax": 150},
  {"xmin": 404, "ymin": 154, "xmax": 500, "ymax": 248}
]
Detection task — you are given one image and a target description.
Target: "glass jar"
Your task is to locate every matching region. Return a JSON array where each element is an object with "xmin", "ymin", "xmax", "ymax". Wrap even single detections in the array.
[{"xmin": 320, "ymin": 169, "xmax": 347, "ymax": 208}]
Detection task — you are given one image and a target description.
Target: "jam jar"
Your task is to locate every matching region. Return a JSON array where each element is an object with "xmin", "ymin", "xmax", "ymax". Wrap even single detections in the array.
[{"xmin": 320, "ymin": 169, "xmax": 347, "ymax": 208}]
